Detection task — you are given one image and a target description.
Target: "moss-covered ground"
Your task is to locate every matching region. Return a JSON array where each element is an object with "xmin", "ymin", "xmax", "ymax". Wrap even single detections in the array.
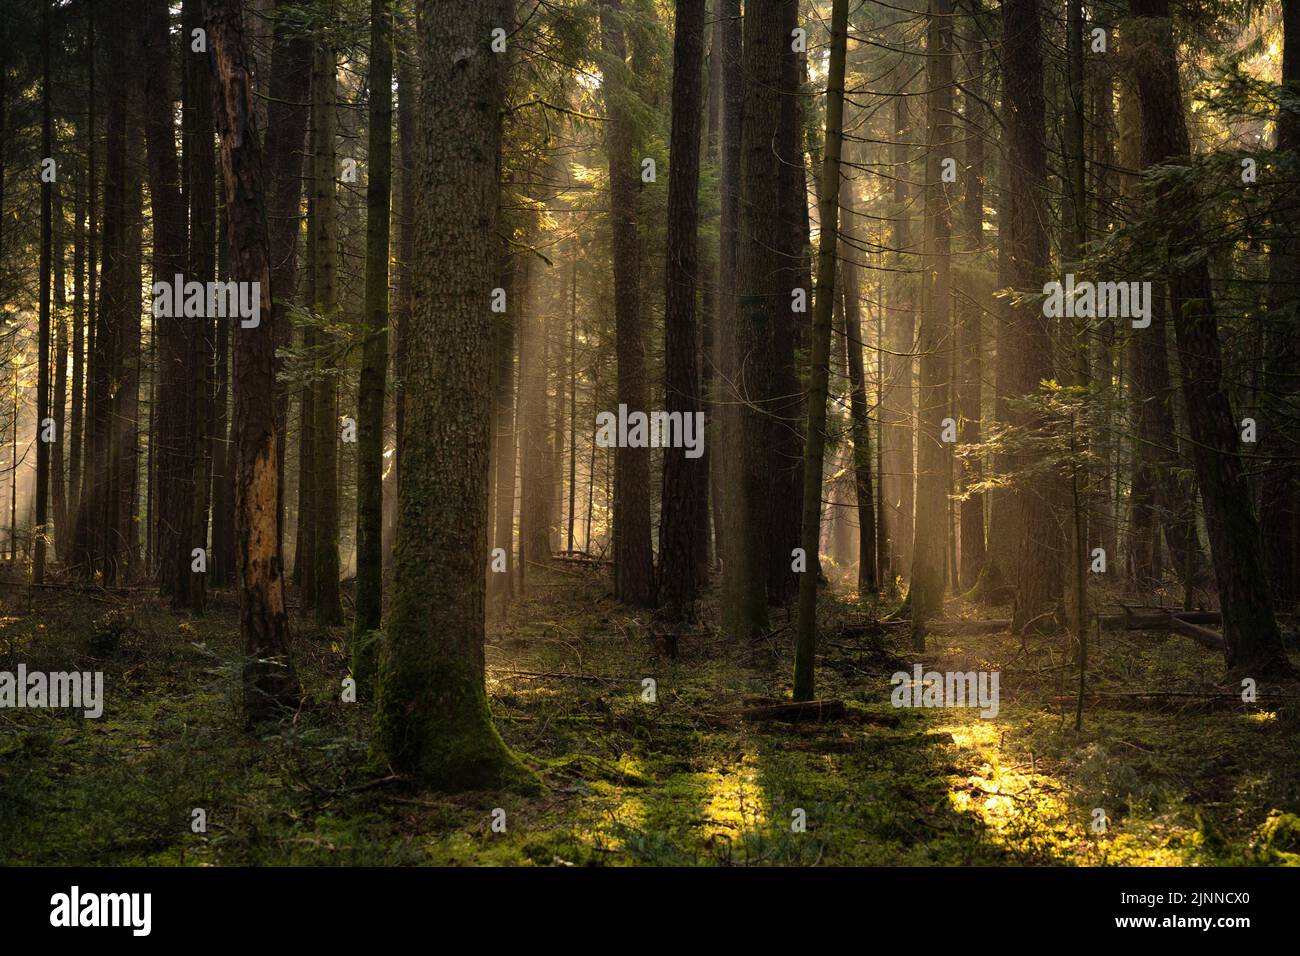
[{"xmin": 2, "ymin": 564, "xmax": 1298, "ymax": 866}]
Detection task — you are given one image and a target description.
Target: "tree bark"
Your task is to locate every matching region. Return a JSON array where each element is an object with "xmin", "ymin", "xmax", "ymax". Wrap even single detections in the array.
[
  {"xmin": 600, "ymin": 0, "xmax": 655, "ymax": 608},
  {"xmin": 1129, "ymin": 0, "xmax": 1291, "ymax": 676},
  {"xmin": 909, "ymin": 0, "xmax": 956, "ymax": 639},
  {"xmin": 793, "ymin": 0, "xmax": 848, "ymax": 701},
  {"xmin": 206, "ymin": 0, "xmax": 300, "ymax": 720},
  {"xmin": 725, "ymin": 0, "xmax": 784, "ymax": 641},
  {"xmin": 657, "ymin": 0, "xmax": 706, "ymax": 629},
  {"xmin": 1000, "ymin": 0, "xmax": 1060, "ymax": 631},
  {"xmin": 370, "ymin": 0, "xmax": 534, "ymax": 791},
  {"xmin": 309, "ymin": 28, "xmax": 343, "ymax": 625}
]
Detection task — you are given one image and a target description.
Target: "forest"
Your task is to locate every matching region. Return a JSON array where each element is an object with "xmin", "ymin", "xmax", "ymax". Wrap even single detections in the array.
[{"xmin": 0, "ymin": 0, "xmax": 1298, "ymax": 875}]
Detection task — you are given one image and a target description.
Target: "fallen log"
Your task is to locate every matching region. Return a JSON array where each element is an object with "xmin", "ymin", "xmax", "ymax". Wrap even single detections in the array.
[
  {"xmin": 741, "ymin": 699, "xmax": 846, "ymax": 722},
  {"xmin": 1054, "ymin": 691, "xmax": 1298, "ymax": 712},
  {"xmin": 1166, "ymin": 615, "xmax": 1226, "ymax": 651},
  {"xmin": 907, "ymin": 610, "xmax": 1225, "ymax": 637},
  {"xmin": 1107, "ymin": 609, "xmax": 1220, "ymax": 629},
  {"xmin": 739, "ymin": 699, "xmax": 900, "ymax": 727}
]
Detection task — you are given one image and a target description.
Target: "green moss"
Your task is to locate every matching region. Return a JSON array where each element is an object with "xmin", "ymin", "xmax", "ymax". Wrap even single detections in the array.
[
  {"xmin": 370, "ymin": 654, "xmax": 539, "ymax": 794},
  {"xmin": 2, "ymin": 572, "xmax": 1297, "ymax": 866}
]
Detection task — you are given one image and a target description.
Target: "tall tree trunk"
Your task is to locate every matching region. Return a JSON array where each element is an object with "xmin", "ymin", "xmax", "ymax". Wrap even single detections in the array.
[
  {"xmin": 657, "ymin": 0, "xmax": 706, "ymax": 630},
  {"xmin": 600, "ymin": 0, "xmax": 655, "ymax": 607},
  {"xmin": 956, "ymin": 11, "xmax": 987, "ymax": 590},
  {"xmin": 909, "ymin": 0, "xmax": 955, "ymax": 640},
  {"xmin": 725, "ymin": 0, "xmax": 783, "ymax": 641},
  {"xmin": 353, "ymin": 0, "xmax": 393, "ymax": 692},
  {"xmin": 713, "ymin": 0, "xmax": 741, "ymax": 580},
  {"xmin": 882, "ymin": 68, "xmax": 916, "ymax": 585},
  {"xmin": 841, "ymin": 158, "xmax": 876, "ymax": 595},
  {"xmin": 70, "ymin": 159, "xmax": 85, "ymax": 540},
  {"xmin": 519, "ymin": 267, "xmax": 552, "ymax": 566},
  {"xmin": 1000, "ymin": 0, "xmax": 1060, "ymax": 632},
  {"xmin": 793, "ymin": 0, "xmax": 848, "ymax": 701},
  {"xmin": 72, "ymin": 0, "xmax": 100, "ymax": 579},
  {"xmin": 206, "ymin": 0, "xmax": 300, "ymax": 721},
  {"xmin": 1259, "ymin": 0, "xmax": 1300, "ymax": 611},
  {"xmin": 265, "ymin": 0, "xmax": 312, "ymax": 577},
  {"xmin": 1129, "ymin": 0, "xmax": 1290, "ymax": 676},
  {"xmin": 309, "ymin": 29, "xmax": 343, "ymax": 625},
  {"xmin": 36, "ymin": 0, "xmax": 52, "ymax": 583},
  {"xmin": 143, "ymin": 0, "xmax": 194, "ymax": 604},
  {"xmin": 489, "ymin": 254, "xmax": 518, "ymax": 615},
  {"xmin": 767, "ymin": 0, "xmax": 808, "ymax": 606},
  {"xmin": 386, "ymin": 26, "xmax": 418, "ymax": 569},
  {"xmin": 52, "ymin": 156, "xmax": 68, "ymax": 562},
  {"xmin": 370, "ymin": 0, "xmax": 535, "ymax": 791},
  {"xmin": 185, "ymin": 0, "xmax": 217, "ymax": 614}
]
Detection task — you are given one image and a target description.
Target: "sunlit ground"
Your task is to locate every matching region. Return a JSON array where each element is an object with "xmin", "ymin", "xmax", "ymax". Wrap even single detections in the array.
[{"xmin": 1, "ymin": 565, "xmax": 1298, "ymax": 866}]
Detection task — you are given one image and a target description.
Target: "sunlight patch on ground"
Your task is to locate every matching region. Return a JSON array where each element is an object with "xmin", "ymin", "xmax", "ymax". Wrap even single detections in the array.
[
  {"xmin": 700, "ymin": 758, "xmax": 768, "ymax": 842},
  {"xmin": 939, "ymin": 715, "xmax": 1101, "ymax": 864}
]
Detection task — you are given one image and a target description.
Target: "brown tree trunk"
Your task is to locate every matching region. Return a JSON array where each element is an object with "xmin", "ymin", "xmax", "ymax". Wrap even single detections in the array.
[
  {"xmin": 142, "ymin": 0, "xmax": 194, "ymax": 604},
  {"xmin": 725, "ymin": 0, "xmax": 784, "ymax": 641},
  {"xmin": 369, "ymin": 0, "xmax": 533, "ymax": 791},
  {"xmin": 1259, "ymin": 0, "xmax": 1300, "ymax": 611},
  {"xmin": 882, "ymin": 69, "xmax": 916, "ymax": 585},
  {"xmin": 714, "ymin": 0, "xmax": 741, "ymax": 583},
  {"xmin": 956, "ymin": 12, "xmax": 987, "ymax": 591},
  {"xmin": 767, "ymin": 0, "xmax": 807, "ymax": 607},
  {"xmin": 206, "ymin": 0, "xmax": 299, "ymax": 721},
  {"xmin": 309, "ymin": 30, "xmax": 343, "ymax": 625},
  {"xmin": 909, "ymin": 0, "xmax": 956, "ymax": 637},
  {"xmin": 657, "ymin": 0, "xmax": 706, "ymax": 629},
  {"xmin": 489, "ymin": 254, "xmax": 519, "ymax": 615},
  {"xmin": 1129, "ymin": 0, "xmax": 1290, "ymax": 676},
  {"xmin": 1000, "ymin": 0, "xmax": 1060, "ymax": 632},
  {"xmin": 600, "ymin": 0, "xmax": 655, "ymax": 608},
  {"xmin": 36, "ymin": 0, "xmax": 52, "ymax": 583}
]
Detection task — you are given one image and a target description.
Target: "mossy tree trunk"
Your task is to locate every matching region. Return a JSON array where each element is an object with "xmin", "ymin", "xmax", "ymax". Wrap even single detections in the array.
[{"xmin": 370, "ymin": 0, "xmax": 534, "ymax": 791}]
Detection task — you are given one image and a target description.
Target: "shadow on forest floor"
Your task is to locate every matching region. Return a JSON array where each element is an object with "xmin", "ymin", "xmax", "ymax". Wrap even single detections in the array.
[{"xmin": 1, "ymin": 565, "xmax": 1299, "ymax": 865}]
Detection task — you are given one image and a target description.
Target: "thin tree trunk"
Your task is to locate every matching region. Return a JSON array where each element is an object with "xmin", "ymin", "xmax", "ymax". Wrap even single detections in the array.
[
  {"xmin": 354, "ymin": 0, "xmax": 393, "ymax": 690},
  {"xmin": 310, "ymin": 29, "xmax": 343, "ymax": 625},
  {"xmin": 185, "ymin": 0, "xmax": 217, "ymax": 614},
  {"xmin": 909, "ymin": 0, "xmax": 956, "ymax": 643},
  {"xmin": 793, "ymin": 0, "xmax": 848, "ymax": 701},
  {"xmin": 35, "ymin": 0, "xmax": 52, "ymax": 583},
  {"xmin": 956, "ymin": 11, "xmax": 987, "ymax": 590}
]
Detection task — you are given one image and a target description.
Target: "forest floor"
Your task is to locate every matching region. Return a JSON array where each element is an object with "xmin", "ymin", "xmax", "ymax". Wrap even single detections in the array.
[{"xmin": 2, "ymin": 562, "xmax": 1299, "ymax": 866}]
